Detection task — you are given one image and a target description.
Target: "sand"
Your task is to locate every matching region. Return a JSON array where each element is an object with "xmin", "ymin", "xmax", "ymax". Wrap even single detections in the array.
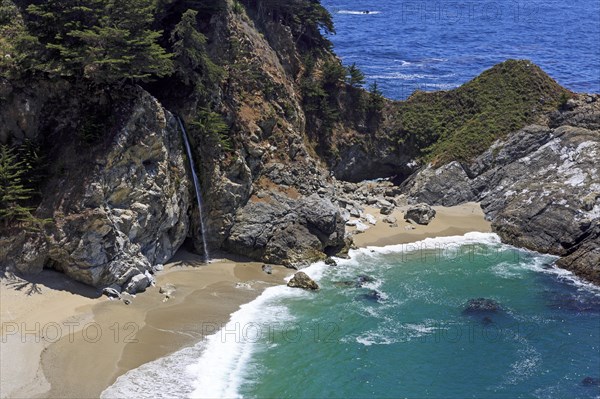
[
  {"xmin": 0, "ymin": 202, "xmax": 490, "ymax": 398},
  {"xmin": 350, "ymin": 202, "xmax": 491, "ymax": 247}
]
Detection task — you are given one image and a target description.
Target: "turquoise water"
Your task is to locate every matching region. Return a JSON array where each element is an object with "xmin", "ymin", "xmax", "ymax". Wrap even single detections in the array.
[
  {"xmin": 102, "ymin": 233, "xmax": 600, "ymax": 399},
  {"xmin": 238, "ymin": 234, "xmax": 600, "ymax": 399}
]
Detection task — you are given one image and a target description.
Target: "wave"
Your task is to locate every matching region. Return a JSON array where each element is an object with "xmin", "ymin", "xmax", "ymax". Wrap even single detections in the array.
[
  {"xmin": 102, "ymin": 285, "xmax": 307, "ymax": 399},
  {"xmin": 368, "ymin": 72, "xmax": 456, "ymax": 80},
  {"xmin": 337, "ymin": 10, "xmax": 381, "ymax": 15}
]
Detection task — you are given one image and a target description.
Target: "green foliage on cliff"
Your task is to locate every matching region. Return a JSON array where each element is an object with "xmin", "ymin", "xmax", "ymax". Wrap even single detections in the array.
[
  {"xmin": 24, "ymin": 0, "xmax": 173, "ymax": 84},
  {"xmin": 346, "ymin": 63, "xmax": 365, "ymax": 88},
  {"xmin": 171, "ymin": 8, "xmax": 221, "ymax": 91},
  {"xmin": 0, "ymin": 145, "xmax": 33, "ymax": 224},
  {"xmin": 391, "ymin": 60, "xmax": 571, "ymax": 165},
  {"xmin": 189, "ymin": 108, "xmax": 232, "ymax": 152},
  {"xmin": 240, "ymin": 0, "xmax": 334, "ymax": 50}
]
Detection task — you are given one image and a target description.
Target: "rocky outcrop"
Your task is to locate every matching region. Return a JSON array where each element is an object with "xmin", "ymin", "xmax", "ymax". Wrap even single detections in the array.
[
  {"xmin": 287, "ymin": 271, "xmax": 319, "ymax": 290},
  {"xmin": 225, "ymin": 193, "xmax": 345, "ymax": 268},
  {"xmin": 403, "ymin": 95, "xmax": 600, "ymax": 284},
  {"xmin": 404, "ymin": 204, "xmax": 436, "ymax": 225},
  {"xmin": 462, "ymin": 298, "xmax": 502, "ymax": 315},
  {"xmin": 1, "ymin": 89, "xmax": 191, "ymax": 288}
]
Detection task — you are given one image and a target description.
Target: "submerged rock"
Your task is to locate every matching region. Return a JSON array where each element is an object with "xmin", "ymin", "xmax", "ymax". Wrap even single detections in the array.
[
  {"xmin": 287, "ymin": 272, "xmax": 319, "ymax": 290},
  {"xmin": 356, "ymin": 274, "xmax": 376, "ymax": 286},
  {"xmin": 462, "ymin": 298, "xmax": 502, "ymax": 315},
  {"xmin": 404, "ymin": 203, "xmax": 436, "ymax": 225},
  {"xmin": 357, "ymin": 289, "xmax": 384, "ymax": 302},
  {"xmin": 581, "ymin": 377, "xmax": 600, "ymax": 386}
]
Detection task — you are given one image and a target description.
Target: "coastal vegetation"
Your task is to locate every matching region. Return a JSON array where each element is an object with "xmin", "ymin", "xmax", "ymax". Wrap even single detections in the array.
[{"xmin": 388, "ymin": 60, "xmax": 571, "ymax": 165}]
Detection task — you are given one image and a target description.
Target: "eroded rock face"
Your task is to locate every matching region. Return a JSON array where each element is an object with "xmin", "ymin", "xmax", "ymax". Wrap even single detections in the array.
[
  {"xmin": 3, "ymin": 89, "xmax": 191, "ymax": 288},
  {"xmin": 403, "ymin": 96, "xmax": 600, "ymax": 284}
]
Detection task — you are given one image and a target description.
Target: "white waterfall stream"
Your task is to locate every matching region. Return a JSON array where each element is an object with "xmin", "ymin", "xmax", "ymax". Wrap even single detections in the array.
[{"xmin": 177, "ymin": 117, "xmax": 210, "ymax": 261}]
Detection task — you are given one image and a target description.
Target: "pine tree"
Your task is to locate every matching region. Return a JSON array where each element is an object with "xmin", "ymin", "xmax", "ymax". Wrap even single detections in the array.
[
  {"xmin": 26, "ymin": 0, "xmax": 173, "ymax": 84},
  {"xmin": 347, "ymin": 63, "xmax": 365, "ymax": 88},
  {"xmin": 171, "ymin": 9, "xmax": 221, "ymax": 89},
  {"xmin": 367, "ymin": 81, "xmax": 385, "ymax": 113},
  {"xmin": 0, "ymin": 145, "xmax": 33, "ymax": 224}
]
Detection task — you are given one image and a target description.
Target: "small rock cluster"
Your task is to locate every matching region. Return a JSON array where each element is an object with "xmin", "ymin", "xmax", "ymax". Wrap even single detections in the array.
[{"xmin": 333, "ymin": 179, "xmax": 408, "ymax": 227}]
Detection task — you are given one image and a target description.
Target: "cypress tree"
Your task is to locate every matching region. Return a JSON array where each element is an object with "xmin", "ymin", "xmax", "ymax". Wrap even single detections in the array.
[
  {"xmin": 0, "ymin": 145, "xmax": 33, "ymax": 224},
  {"xmin": 26, "ymin": 0, "xmax": 173, "ymax": 84}
]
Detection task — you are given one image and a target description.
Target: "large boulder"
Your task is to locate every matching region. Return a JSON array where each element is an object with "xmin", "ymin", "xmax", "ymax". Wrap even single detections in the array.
[
  {"xmin": 225, "ymin": 193, "xmax": 345, "ymax": 268},
  {"xmin": 287, "ymin": 272, "xmax": 319, "ymax": 290},
  {"xmin": 404, "ymin": 204, "xmax": 436, "ymax": 225}
]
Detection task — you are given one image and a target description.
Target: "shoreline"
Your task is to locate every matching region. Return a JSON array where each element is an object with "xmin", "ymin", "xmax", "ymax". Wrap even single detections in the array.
[{"xmin": 0, "ymin": 203, "xmax": 490, "ymax": 398}]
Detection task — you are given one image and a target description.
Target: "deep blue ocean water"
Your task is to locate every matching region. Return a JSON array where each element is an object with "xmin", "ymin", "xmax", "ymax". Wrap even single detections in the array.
[
  {"xmin": 322, "ymin": 0, "xmax": 600, "ymax": 99},
  {"xmin": 102, "ymin": 234, "xmax": 600, "ymax": 399}
]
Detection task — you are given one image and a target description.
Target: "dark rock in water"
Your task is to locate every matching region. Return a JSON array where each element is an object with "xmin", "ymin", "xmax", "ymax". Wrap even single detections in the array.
[
  {"xmin": 358, "ymin": 290, "xmax": 384, "ymax": 302},
  {"xmin": 463, "ymin": 298, "xmax": 502, "ymax": 314},
  {"xmin": 404, "ymin": 203, "xmax": 436, "ymax": 225},
  {"xmin": 324, "ymin": 257, "xmax": 337, "ymax": 266},
  {"xmin": 581, "ymin": 377, "xmax": 600, "ymax": 386},
  {"xmin": 287, "ymin": 272, "xmax": 319, "ymax": 290},
  {"xmin": 357, "ymin": 274, "xmax": 375, "ymax": 284},
  {"xmin": 102, "ymin": 287, "xmax": 121, "ymax": 299},
  {"xmin": 482, "ymin": 316, "xmax": 494, "ymax": 325},
  {"xmin": 547, "ymin": 293, "xmax": 600, "ymax": 313},
  {"xmin": 334, "ymin": 281, "xmax": 356, "ymax": 287},
  {"xmin": 262, "ymin": 264, "xmax": 273, "ymax": 274}
]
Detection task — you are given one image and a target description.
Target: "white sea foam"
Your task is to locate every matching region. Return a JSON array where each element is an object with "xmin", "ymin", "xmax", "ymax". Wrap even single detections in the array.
[
  {"xmin": 101, "ymin": 284, "xmax": 305, "ymax": 399},
  {"xmin": 337, "ymin": 10, "xmax": 381, "ymax": 15},
  {"xmin": 187, "ymin": 285, "xmax": 305, "ymax": 398},
  {"xmin": 346, "ymin": 232, "xmax": 502, "ymax": 259}
]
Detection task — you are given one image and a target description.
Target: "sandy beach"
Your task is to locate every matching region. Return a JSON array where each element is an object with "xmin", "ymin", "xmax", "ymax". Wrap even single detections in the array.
[{"xmin": 0, "ymin": 202, "xmax": 490, "ymax": 399}]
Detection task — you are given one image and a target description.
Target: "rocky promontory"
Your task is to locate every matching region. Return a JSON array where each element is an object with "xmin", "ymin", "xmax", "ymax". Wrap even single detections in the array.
[{"xmin": 403, "ymin": 95, "xmax": 600, "ymax": 284}]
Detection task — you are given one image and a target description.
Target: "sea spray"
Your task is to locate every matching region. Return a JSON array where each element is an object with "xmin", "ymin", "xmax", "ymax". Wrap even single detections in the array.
[{"xmin": 178, "ymin": 117, "xmax": 210, "ymax": 261}]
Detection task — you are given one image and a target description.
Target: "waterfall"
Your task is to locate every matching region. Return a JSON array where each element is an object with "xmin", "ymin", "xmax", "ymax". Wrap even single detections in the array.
[{"xmin": 177, "ymin": 117, "xmax": 210, "ymax": 262}]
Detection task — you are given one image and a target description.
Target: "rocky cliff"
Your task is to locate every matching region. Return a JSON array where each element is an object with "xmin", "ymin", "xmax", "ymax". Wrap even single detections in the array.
[
  {"xmin": 1, "ymin": 0, "xmax": 597, "ymax": 290},
  {"xmin": 403, "ymin": 95, "xmax": 600, "ymax": 284},
  {"xmin": 0, "ymin": 0, "xmax": 347, "ymax": 289},
  {"xmin": 1, "ymin": 87, "xmax": 191, "ymax": 288}
]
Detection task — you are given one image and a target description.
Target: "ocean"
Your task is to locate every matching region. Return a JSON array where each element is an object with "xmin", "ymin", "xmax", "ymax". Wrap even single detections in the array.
[
  {"xmin": 101, "ymin": 233, "xmax": 600, "ymax": 399},
  {"xmin": 322, "ymin": 0, "xmax": 600, "ymax": 99}
]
